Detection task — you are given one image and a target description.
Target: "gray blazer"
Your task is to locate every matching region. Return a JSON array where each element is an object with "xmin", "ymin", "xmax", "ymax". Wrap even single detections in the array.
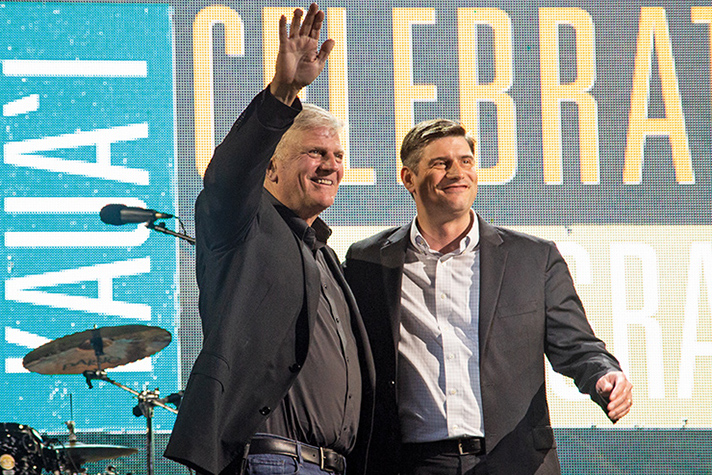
[{"xmin": 344, "ymin": 215, "xmax": 621, "ymax": 475}]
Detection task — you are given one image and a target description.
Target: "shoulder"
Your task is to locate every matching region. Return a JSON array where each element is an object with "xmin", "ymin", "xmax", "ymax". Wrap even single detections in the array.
[
  {"xmin": 346, "ymin": 225, "xmax": 407, "ymax": 257},
  {"xmin": 480, "ymin": 217, "xmax": 555, "ymax": 250},
  {"xmin": 479, "ymin": 218, "xmax": 561, "ymax": 265}
]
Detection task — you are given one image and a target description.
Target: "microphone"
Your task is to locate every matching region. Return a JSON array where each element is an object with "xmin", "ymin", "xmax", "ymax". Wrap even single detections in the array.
[{"xmin": 100, "ymin": 204, "xmax": 173, "ymax": 225}]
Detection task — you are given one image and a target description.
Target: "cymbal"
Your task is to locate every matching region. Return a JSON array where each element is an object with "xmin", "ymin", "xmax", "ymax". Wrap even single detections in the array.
[
  {"xmin": 22, "ymin": 325, "xmax": 171, "ymax": 374},
  {"xmin": 59, "ymin": 441, "xmax": 138, "ymax": 464}
]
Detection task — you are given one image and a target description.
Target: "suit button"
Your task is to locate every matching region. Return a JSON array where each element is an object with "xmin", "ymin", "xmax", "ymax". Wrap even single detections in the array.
[
  {"xmin": 389, "ymin": 380, "xmax": 395, "ymax": 386},
  {"xmin": 289, "ymin": 363, "xmax": 301, "ymax": 373},
  {"xmin": 259, "ymin": 406, "xmax": 271, "ymax": 416}
]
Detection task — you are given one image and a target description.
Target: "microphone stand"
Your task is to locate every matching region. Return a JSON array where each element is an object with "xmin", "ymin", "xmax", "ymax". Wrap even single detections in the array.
[{"xmin": 146, "ymin": 220, "xmax": 195, "ymax": 245}]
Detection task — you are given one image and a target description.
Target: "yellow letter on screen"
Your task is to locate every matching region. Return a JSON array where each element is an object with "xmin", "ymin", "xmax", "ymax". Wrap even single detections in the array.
[
  {"xmin": 392, "ymin": 8, "xmax": 437, "ymax": 179},
  {"xmin": 193, "ymin": 5, "xmax": 244, "ymax": 177},
  {"xmin": 458, "ymin": 8, "xmax": 516, "ymax": 185},
  {"xmin": 328, "ymin": 8, "xmax": 375, "ymax": 185},
  {"xmin": 624, "ymin": 7, "xmax": 693, "ymax": 185},
  {"xmin": 539, "ymin": 8, "xmax": 599, "ymax": 185}
]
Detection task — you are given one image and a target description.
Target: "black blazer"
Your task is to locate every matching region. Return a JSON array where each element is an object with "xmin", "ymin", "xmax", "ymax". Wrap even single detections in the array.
[
  {"xmin": 344, "ymin": 216, "xmax": 621, "ymax": 475},
  {"xmin": 164, "ymin": 89, "xmax": 375, "ymax": 475}
]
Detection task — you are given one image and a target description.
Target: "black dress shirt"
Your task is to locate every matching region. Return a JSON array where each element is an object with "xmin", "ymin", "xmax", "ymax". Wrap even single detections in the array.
[{"xmin": 261, "ymin": 194, "xmax": 362, "ymax": 455}]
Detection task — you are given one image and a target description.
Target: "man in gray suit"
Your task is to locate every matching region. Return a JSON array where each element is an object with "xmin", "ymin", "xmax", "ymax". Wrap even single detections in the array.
[{"xmin": 344, "ymin": 119, "xmax": 632, "ymax": 475}]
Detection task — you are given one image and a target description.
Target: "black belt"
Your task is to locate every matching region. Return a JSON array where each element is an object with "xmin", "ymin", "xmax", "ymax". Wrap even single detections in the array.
[
  {"xmin": 248, "ymin": 436, "xmax": 346, "ymax": 473},
  {"xmin": 403, "ymin": 436, "xmax": 486, "ymax": 457}
]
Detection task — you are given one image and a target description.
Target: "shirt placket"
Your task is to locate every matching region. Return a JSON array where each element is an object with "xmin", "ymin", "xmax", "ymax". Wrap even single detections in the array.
[{"xmin": 435, "ymin": 254, "xmax": 466, "ymax": 437}]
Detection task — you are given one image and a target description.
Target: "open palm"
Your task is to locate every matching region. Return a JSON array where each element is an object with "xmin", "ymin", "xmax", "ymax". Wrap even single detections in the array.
[{"xmin": 271, "ymin": 4, "xmax": 334, "ymax": 103}]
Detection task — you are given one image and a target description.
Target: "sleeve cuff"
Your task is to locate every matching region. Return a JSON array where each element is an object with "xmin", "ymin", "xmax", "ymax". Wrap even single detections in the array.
[{"xmin": 257, "ymin": 87, "xmax": 303, "ymax": 130}]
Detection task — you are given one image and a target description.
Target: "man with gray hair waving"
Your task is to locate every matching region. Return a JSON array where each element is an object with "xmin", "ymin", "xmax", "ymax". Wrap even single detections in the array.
[{"xmin": 166, "ymin": 5, "xmax": 374, "ymax": 474}]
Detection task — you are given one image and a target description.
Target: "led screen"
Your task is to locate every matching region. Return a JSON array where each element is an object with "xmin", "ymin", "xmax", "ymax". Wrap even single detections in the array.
[{"xmin": 2, "ymin": 0, "xmax": 711, "ymax": 472}]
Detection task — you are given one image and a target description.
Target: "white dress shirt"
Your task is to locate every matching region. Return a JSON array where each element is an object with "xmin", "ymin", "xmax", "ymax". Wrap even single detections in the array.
[{"xmin": 398, "ymin": 210, "xmax": 484, "ymax": 443}]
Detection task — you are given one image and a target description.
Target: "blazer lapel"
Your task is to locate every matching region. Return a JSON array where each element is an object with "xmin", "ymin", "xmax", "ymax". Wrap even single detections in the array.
[
  {"xmin": 478, "ymin": 216, "xmax": 506, "ymax": 359},
  {"xmin": 379, "ymin": 225, "xmax": 410, "ymax": 348}
]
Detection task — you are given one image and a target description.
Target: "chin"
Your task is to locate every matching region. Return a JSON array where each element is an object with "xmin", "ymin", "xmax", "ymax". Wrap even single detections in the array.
[
  {"xmin": 309, "ymin": 200, "xmax": 334, "ymax": 214},
  {"xmin": 316, "ymin": 194, "xmax": 336, "ymax": 206}
]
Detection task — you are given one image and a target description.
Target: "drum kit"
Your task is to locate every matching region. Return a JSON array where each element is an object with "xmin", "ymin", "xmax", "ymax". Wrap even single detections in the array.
[{"xmin": 2, "ymin": 324, "xmax": 179, "ymax": 475}]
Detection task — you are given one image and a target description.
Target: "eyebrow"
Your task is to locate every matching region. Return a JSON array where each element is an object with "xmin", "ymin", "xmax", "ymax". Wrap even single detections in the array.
[
  {"xmin": 427, "ymin": 154, "xmax": 473, "ymax": 163},
  {"xmin": 304, "ymin": 146, "xmax": 345, "ymax": 156}
]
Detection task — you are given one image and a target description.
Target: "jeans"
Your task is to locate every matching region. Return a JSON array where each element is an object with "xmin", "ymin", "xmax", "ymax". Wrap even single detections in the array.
[{"xmin": 245, "ymin": 453, "xmax": 342, "ymax": 475}]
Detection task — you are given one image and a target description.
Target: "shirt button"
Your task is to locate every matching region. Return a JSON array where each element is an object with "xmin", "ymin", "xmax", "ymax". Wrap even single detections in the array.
[
  {"xmin": 449, "ymin": 389, "xmax": 457, "ymax": 395},
  {"xmin": 448, "ymin": 354, "xmax": 455, "ymax": 360},
  {"xmin": 440, "ymin": 294, "xmax": 446, "ymax": 300}
]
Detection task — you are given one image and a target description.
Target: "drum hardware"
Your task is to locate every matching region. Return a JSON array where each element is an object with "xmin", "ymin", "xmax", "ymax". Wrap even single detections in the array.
[
  {"xmin": 102, "ymin": 464, "xmax": 118, "ymax": 475},
  {"xmin": 49, "ymin": 419, "xmax": 138, "ymax": 472},
  {"xmin": 23, "ymin": 325, "xmax": 178, "ymax": 475},
  {"xmin": 81, "ymin": 370, "xmax": 181, "ymax": 475},
  {"xmin": 65, "ymin": 421, "xmax": 77, "ymax": 444},
  {"xmin": 22, "ymin": 325, "xmax": 172, "ymax": 375},
  {"xmin": 56, "ymin": 440, "xmax": 139, "ymax": 466},
  {"xmin": 0, "ymin": 422, "xmax": 55, "ymax": 475}
]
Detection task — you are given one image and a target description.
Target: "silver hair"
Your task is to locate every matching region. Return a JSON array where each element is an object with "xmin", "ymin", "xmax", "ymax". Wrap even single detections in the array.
[{"xmin": 272, "ymin": 104, "xmax": 344, "ymax": 162}]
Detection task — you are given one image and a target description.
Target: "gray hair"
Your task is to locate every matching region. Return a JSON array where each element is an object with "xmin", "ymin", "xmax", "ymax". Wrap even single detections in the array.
[
  {"xmin": 272, "ymin": 103, "xmax": 344, "ymax": 162},
  {"xmin": 400, "ymin": 118, "xmax": 475, "ymax": 172}
]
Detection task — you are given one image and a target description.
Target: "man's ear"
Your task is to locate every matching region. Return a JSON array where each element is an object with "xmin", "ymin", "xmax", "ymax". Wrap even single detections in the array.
[
  {"xmin": 401, "ymin": 167, "xmax": 416, "ymax": 194},
  {"xmin": 266, "ymin": 159, "xmax": 278, "ymax": 183}
]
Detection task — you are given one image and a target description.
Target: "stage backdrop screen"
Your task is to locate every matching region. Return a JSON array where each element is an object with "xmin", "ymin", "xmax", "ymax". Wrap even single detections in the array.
[
  {"xmin": 2, "ymin": 0, "xmax": 711, "ymax": 470},
  {"xmin": 1, "ymin": 2, "xmax": 180, "ymax": 432}
]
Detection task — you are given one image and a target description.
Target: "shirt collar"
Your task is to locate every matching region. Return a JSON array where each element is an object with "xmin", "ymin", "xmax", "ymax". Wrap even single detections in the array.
[
  {"xmin": 267, "ymin": 191, "xmax": 331, "ymax": 251},
  {"xmin": 409, "ymin": 209, "xmax": 479, "ymax": 256}
]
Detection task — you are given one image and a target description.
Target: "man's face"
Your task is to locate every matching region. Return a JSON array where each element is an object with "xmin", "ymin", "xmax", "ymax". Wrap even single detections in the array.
[
  {"xmin": 268, "ymin": 127, "xmax": 344, "ymax": 224},
  {"xmin": 402, "ymin": 135, "xmax": 478, "ymax": 219}
]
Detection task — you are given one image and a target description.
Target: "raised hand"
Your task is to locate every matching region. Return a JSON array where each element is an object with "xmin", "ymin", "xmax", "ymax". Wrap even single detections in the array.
[{"xmin": 270, "ymin": 3, "xmax": 335, "ymax": 105}]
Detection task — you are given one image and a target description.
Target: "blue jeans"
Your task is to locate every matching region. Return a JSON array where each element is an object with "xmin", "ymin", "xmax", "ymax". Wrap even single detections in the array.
[{"xmin": 245, "ymin": 453, "xmax": 342, "ymax": 475}]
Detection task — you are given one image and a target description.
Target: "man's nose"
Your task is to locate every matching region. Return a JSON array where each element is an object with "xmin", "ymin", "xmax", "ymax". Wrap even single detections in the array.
[
  {"xmin": 446, "ymin": 161, "xmax": 464, "ymax": 178},
  {"xmin": 321, "ymin": 152, "xmax": 341, "ymax": 169}
]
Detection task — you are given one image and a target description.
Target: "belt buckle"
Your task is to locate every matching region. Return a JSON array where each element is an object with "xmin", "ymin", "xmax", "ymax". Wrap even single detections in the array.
[
  {"xmin": 457, "ymin": 437, "xmax": 479, "ymax": 455},
  {"xmin": 457, "ymin": 439, "xmax": 466, "ymax": 456},
  {"xmin": 319, "ymin": 446, "xmax": 327, "ymax": 471}
]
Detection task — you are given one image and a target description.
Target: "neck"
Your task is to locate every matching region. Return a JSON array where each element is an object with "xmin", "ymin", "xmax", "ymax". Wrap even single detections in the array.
[
  {"xmin": 264, "ymin": 183, "xmax": 319, "ymax": 226},
  {"xmin": 416, "ymin": 210, "xmax": 474, "ymax": 254}
]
